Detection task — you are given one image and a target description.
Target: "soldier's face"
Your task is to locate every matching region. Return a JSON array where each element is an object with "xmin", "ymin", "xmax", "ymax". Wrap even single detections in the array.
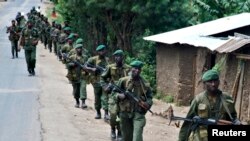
[
  {"xmin": 28, "ymin": 23, "xmax": 33, "ymax": 28},
  {"xmin": 98, "ymin": 49, "xmax": 107, "ymax": 57},
  {"xmin": 204, "ymin": 79, "xmax": 220, "ymax": 93},
  {"xmin": 114, "ymin": 55, "xmax": 123, "ymax": 64},
  {"xmin": 76, "ymin": 48, "xmax": 82, "ymax": 55},
  {"xmin": 131, "ymin": 67, "xmax": 141, "ymax": 78}
]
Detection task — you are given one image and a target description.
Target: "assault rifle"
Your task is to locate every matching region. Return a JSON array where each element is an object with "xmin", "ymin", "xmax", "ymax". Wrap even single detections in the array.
[
  {"xmin": 107, "ymin": 83, "xmax": 153, "ymax": 114},
  {"xmin": 84, "ymin": 62, "xmax": 106, "ymax": 75},
  {"xmin": 167, "ymin": 105, "xmax": 239, "ymax": 128},
  {"xmin": 6, "ymin": 26, "xmax": 20, "ymax": 39},
  {"xmin": 62, "ymin": 53, "xmax": 88, "ymax": 71}
]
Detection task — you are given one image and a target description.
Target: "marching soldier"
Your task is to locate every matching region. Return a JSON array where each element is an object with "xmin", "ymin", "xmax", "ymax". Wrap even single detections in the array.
[
  {"xmin": 115, "ymin": 60, "xmax": 153, "ymax": 141},
  {"xmin": 20, "ymin": 20, "xmax": 39, "ymax": 76},
  {"xmin": 85, "ymin": 45, "xmax": 110, "ymax": 120},
  {"xmin": 65, "ymin": 44, "xmax": 89, "ymax": 108},
  {"xmin": 178, "ymin": 69, "xmax": 241, "ymax": 141},
  {"xmin": 100, "ymin": 49, "xmax": 131, "ymax": 140},
  {"xmin": 6, "ymin": 20, "xmax": 21, "ymax": 59}
]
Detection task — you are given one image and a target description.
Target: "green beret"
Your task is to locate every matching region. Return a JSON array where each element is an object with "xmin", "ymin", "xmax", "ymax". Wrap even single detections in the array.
[
  {"xmin": 75, "ymin": 44, "xmax": 83, "ymax": 49},
  {"xmin": 76, "ymin": 38, "xmax": 83, "ymax": 44},
  {"xmin": 130, "ymin": 60, "xmax": 144, "ymax": 68},
  {"xmin": 113, "ymin": 49, "xmax": 124, "ymax": 56},
  {"xmin": 67, "ymin": 33, "xmax": 74, "ymax": 39},
  {"xmin": 96, "ymin": 44, "xmax": 106, "ymax": 51},
  {"xmin": 202, "ymin": 70, "xmax": 219, "ymax": 82},
  {"xmin": 63, "ymin": 27, "xmax": 71, "ymax": 31}
]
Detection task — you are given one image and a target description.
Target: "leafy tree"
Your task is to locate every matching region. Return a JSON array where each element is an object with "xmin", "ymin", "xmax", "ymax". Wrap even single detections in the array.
[{"xmin": 191, "ymin": 0, "xmax": 250, "ymax": 23}]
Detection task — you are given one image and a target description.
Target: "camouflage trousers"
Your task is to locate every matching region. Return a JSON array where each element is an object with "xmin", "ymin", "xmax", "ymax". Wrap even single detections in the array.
[
  {"xmin": 108, "ymin": 93, "xmax": 120, "ymax": 129},
  {"xmin": 72, "ymin": 82, "xmax": 81, "ymax": 99},
  {"xmin": 10, "ymin": 40, "xmax": 18, "ymax": 57},
  {"xmin": 24, "ymin": 48, "xmax": 36, "ymax": 71},
  {"xmin": 80, "ymin": 80, "xmax": 87, "ymax": 100},
  {"xmin": 92, "ymin": 83, "xmax": 108, "ymax": 111},
  {"xmin": 120, "ymin": 112, "xmax": 146, "ymax": 141}
]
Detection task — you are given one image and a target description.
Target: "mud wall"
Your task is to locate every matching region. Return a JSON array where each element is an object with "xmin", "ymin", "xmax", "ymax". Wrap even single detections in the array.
[
  {"xmin": 156, "ymin": 43, "xmax": 179, "ymax": 98},
  {"xmin": 176, "ymin": 45, "xmax": 197, "ymax": 106},
  {"xmin": 194, "ymin": 48, "xmax": 210, "ymax": 95}
]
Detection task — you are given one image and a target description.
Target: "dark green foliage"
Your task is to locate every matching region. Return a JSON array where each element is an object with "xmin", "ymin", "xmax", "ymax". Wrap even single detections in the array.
[
  {"xmin": 51, "ymin": 0, "xmax": 249, "ymax": 99},
  {"xmin": 191, "ymin": 0, "xmax": 250, "ymax": 23}
]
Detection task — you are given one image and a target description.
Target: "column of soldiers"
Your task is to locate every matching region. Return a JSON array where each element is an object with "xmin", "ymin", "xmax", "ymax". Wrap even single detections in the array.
[
  {"xmin": 7, "ymin": 6, "xmax": 154, "ymax": 141},
  {"xmin": 6, "ymin": 5, "xmax": 245, "ymax": 141}
]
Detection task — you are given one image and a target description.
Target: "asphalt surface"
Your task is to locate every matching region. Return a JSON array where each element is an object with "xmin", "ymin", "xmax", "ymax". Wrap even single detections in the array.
[{"xmin": 0, "ymin": 0, "xmax": 43, "ymax": 141}]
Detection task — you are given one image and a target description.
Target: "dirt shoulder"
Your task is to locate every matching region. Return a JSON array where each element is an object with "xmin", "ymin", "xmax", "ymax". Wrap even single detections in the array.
[{"xmin": 38, "ymin": 2, "xmax": 190, "ymax": 141}]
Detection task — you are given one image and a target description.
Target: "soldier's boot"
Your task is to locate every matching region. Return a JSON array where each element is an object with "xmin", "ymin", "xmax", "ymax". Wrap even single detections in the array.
[
  {"xmin": 110, "ymin": 127, "xmax": 116, "ymax": 140},
  {"xmin": 12, "ymin": 51, "xmax": 15, "ymax": 59},
  {"xmin": 117, "ymin": 130, "xmax": 122, "ymax": 141},
  {"xmin": 81, "ymin": 99, "xmax": 87, "ymax": 109},
  {"xmin": 95, "ymin": 110, "xmax": 101, "ymax": 119},
  {"xmin": 28, "ymin": 68, "xmax": 33, "ymax": 76},
  {"xmin": 104, "ymin": 110, "xmax": 110, "ymax": 121},
  {"xmin": 75, "ymin": 99, "xmax": 80, "ymax": 108},
  {"xmin": 31, "ymin": 68, "xmax": 36, "ymax": 76}
]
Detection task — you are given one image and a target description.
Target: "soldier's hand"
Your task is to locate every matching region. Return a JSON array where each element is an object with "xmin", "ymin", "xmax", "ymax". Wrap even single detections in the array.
[
  {"xmin": 118, "ymin": 93, "xmax": 125, "ymax": 100},
  {"xmin": 91, "ymin": 68, "xmax": 97, "ymax": 72},
  {"xmin": 104, "ymin": 86, "xmax": 111, "ymax": 93},
  {"xmin": 233, "ymin": 119, "xmax": 241, "ymax": 125},
  {"xmin": 68, "ymin": 62, "xmax": 75, "ymax": 67},
  {"xmin": 139, "ymin": 101, "xmax": 150, "ymax": 110}
]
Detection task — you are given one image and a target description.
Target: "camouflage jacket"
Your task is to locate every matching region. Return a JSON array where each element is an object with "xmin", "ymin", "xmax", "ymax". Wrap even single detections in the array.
[
  {"xmin": 87, "ymin": 55, "xmax": 110, "ymax": 85},
  {"xmin": 178, "ymin": 90, "xmax": 238, "ymax": 141},
  {"xmin": 7, "ymin": 25, "xmax": 21, "ymax": 41},
  {"xmin": 100, "ymin": 63, "xmax": 131, "ymax": 89},
  {"xmin": 116, "ymin": 76, "xmax": 153, "ymax": 115},
  {"xmin": 66, "ymin": 54, "xmax": 88, "ymax": 82},
  {"xmin": 21, "ymin": 27, "xmax": 39, "ymax": 49}
]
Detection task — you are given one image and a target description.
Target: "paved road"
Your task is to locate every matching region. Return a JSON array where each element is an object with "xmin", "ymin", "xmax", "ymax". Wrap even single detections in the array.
[{"xmin": 0, "ymin": 0, "xmax": 43, "ymax": 141}]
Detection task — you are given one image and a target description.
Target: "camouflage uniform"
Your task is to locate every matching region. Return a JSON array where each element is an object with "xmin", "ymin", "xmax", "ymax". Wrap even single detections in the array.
[
  {"xmin": 115, "ymin": 75, "xmax": 153, "ymax": 141},
  {"xmin": 66, "ymin": 51, "xmax": 88, "ymax": 108},
  {"xmin": 178, "ymin": 91, "xmax": 238, "ymax": 141},
  {"xmin": 87, "ymin": 53, "xmax": 110, "ymax": 119},
  {"xmin": 100, "ymin": 62, "xmax": 131, "ymax": 139},
  {"xmin": 21, "ymin": 22, "xmax": 39, "ymax": 76},
  {"xmin": 178, "ymin": 69, "xmax": 239, "ymax": 141},
  {"xmin": 6, "ymin": 23, "xmax": 21, "ymax": 58}
]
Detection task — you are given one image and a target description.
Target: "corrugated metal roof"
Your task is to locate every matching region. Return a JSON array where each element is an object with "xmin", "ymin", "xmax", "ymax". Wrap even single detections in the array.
[
  {"xmin": 215, "ymin": 37, "xmax": 250, "ymax": 53},
  {"xmin": 143, "ymin": 13, "xmax": 250, "ymax": 52}
]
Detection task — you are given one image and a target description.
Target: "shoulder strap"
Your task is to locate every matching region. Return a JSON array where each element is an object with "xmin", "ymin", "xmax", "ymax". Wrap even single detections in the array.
[{"xmin": 220, "ymin": 94, "xmax": 234, "ymax": 121}]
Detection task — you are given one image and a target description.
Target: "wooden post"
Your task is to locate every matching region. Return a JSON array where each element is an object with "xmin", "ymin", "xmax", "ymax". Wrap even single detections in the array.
[{"xmin": 235, "ymin": 60, "xmax": 245, "ymax": 118}]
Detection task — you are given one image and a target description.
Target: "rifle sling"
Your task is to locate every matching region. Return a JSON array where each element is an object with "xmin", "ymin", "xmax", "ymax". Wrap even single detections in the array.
[{"xmin": 220, "ymin": 94, "xmax": 234, "ymax": 121}]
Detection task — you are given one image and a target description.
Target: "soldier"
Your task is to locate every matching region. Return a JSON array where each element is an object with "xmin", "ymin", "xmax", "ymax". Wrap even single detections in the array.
[
  {"xmin": 68, "ymin": 38, "xmax": 90, "ymax": 57},
  {"xmin": 61, "ymin": 34, "xmax": 74, "ymax": 60},
  {"xmin": 116, "ymin": 60, "xmax": 153, "ymax": 141},
  {"xmin": 178, "ymin": 69, "xmax": 241, "ymax": 141},
  {"xmin": 100, "ymin": 49, "xmax": 131, "ymax": 140},
  {"xmin": 65, "ymin": 44, "xmax": 88, "ymax": 108},
  {"xmin": 57, "ymin": 27, "xmax": 71, "ymax": 60},
  {"xmin": 20, "ymin": 20, "xmax": 39, "ymax": 76},
  {"xmin": 6, "ymin": 20, "xmax": 21, "ymax": 59},
  {"xmin": 85, "ymin": 45, "xmax": 110, "ymax": 120}
]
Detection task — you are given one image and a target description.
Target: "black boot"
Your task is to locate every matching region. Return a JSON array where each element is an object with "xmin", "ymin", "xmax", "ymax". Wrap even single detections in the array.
[
  {"xmin": 81, "ymin": 99, "xmax": 87, "ymax": 109},
  {"xmin": 95, "ymin": 110, "xmax": 101, "ymax": 119},
  {"xmin": 104, "ymin": 110, "xmax": 110, "ymax": 121},
  {"xmin": 28, "ymin": 68, "xmax": 32, "ymax": 76},
  {"xmin": 31, "ymin": 68, "xmax": 35, "ymax": 76},
  {"xmin": 117, "ymin": 130, "xmax": 122, "ymax": 141},
  {"xmin": 75, "ymin": 99, "xmax": 80, "ymax": 108},
  {"xmin": 110, "ymin": 127, "xmax": 116, "ymax": 140}
]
